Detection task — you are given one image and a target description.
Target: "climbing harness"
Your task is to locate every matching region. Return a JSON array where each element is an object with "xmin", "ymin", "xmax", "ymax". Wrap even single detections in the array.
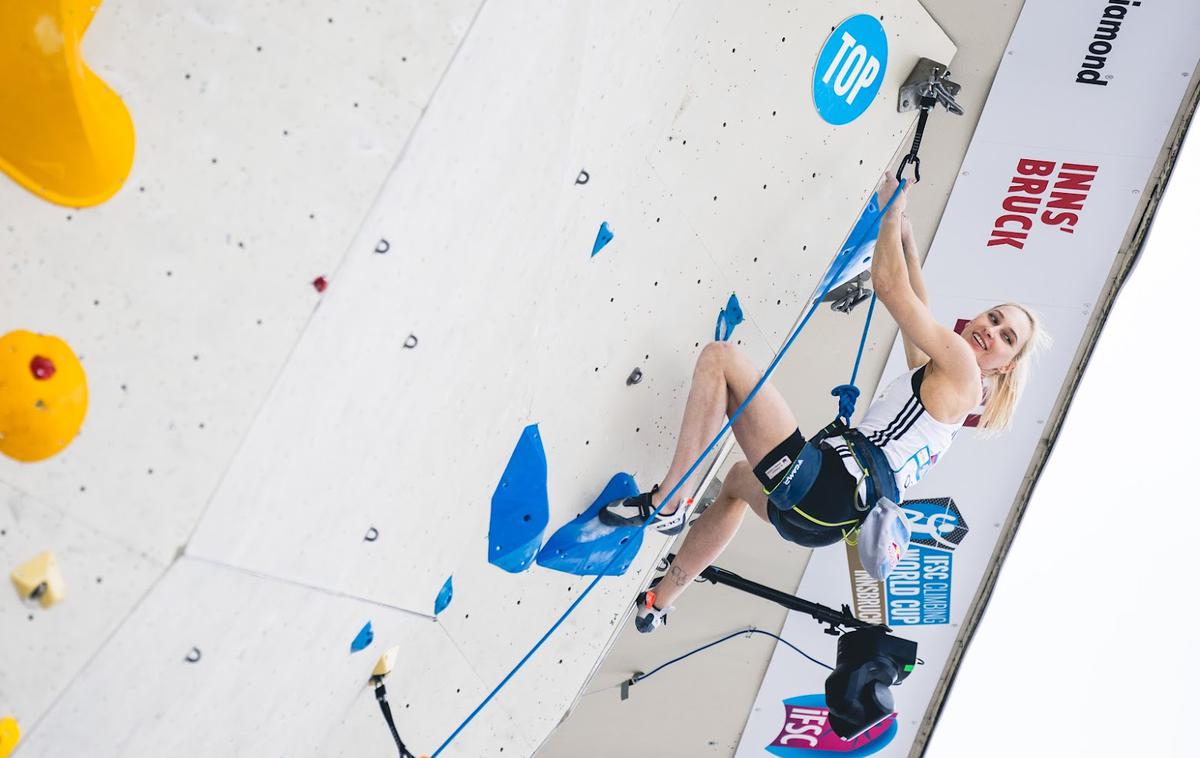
[{"xmin": 773, "ymin": 290, "xmax": 880, "ymax": 543}]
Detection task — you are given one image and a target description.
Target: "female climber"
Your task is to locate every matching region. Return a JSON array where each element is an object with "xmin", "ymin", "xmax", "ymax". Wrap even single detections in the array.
[{"xmin": 599, "ymin": 171, "xmax": 1048, "ymax": 632}]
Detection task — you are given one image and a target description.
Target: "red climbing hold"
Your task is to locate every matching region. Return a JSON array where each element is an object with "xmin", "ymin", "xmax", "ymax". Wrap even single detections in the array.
[
  {"xmin": 29, "ymin": 356, "xmax": 55, "ymax": 380},
  {"xmin": 312, "ymin": 276, "xmax": 328, "ymax": 293}
]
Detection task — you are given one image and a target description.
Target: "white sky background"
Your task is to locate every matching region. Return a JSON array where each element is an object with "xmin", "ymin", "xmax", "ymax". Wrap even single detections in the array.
[{"xmin": 924, "ymin": 123, "xmax": 1200, "ymax": 756}]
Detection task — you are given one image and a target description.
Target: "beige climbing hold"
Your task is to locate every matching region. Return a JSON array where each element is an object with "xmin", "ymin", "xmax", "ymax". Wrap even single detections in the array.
[
  {"xmin": 0, "ymin": 716, "xmax": 19, "ymax": 758},
  {"xmin": 10, "ymin": 550, "xmax": 65, "ymax": 607},
  {"xmin": 372, "ymin": 645, "xmax": 400, "ymax": 678}
]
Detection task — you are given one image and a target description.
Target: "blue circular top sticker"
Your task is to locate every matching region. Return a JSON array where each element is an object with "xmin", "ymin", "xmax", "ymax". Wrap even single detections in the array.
[{"xmin": 813, "ymin": 14, "xmax": 888, "ymax": 125}]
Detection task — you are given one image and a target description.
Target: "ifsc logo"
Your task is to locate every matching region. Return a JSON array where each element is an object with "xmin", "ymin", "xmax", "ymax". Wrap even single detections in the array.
[
  {"xmin": 812, "ymin": 14, "xmax": 888, "ymax": 125},
  {"xmin": 766, "ymin": 694, "xmax": 896, "ymax": 756}
]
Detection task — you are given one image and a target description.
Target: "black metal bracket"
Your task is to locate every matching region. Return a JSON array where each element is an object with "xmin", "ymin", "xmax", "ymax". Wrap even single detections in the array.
[
  {"xmin": 898, "ymin": 58, "xmax": 962, "ymax": 115},
  {"xmin": 697, "ymin": 563, "xmax": 889, "ymax": 636}
]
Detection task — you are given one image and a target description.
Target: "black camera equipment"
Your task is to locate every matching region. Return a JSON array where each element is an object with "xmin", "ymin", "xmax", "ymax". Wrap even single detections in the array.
[{"xmin": 698, "ymin": 563, "xmax": 919, "ymax": 739}]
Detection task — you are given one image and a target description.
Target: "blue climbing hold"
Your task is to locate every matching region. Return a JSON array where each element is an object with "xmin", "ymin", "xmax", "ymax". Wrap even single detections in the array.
[
  {"xmin": 811, "ymin": 191, "xmax": 884, "ymax": 306},
  {"xmin": 536, "ymin": 473, "xmax": 644, "ymax": 576},
  {"xmin": 591, "ymin": 221, "xmax": 614, "ymax": 257},
  {"xmin": 350, "ymin": 621, "xmax": 374, "ymax": 653},
  {"xmin": 488, "ymin": 424, "xmax": 550, "ymax": 573},
  {"xmin": 434, "ymin": 576, "xmax": 454, "ymax": 615},
  {"xmin": 714, "ymin": 292, "xmax": 744, "ymax": 341}
]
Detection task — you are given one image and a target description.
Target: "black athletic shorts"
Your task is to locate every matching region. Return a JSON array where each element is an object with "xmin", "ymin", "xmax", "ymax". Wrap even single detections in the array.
[{"xmin": 751, "ymin": 428, "xmax": 859, "ymax": 547}]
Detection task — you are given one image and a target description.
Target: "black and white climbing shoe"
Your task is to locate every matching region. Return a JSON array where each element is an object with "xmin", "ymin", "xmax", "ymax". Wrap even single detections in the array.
[
  {"xmin": 598, "ymin": 484, "xmax": 690, "ymax": 535},
  {"xmin": 635, "ymin": 590, "xmax": 673, "ymax": 634}
]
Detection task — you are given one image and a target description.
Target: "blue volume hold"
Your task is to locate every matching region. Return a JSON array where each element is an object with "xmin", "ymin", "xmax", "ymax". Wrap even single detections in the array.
[
  {"xmin": 350, "ymin": 621, "xmax": 374, "ymax": 653},
  {"xmin": 488, "ymin": 424, "xmax": 550, "ymax": 573},
  {"xmin": 536, "ymin": 473, "xmax": 644, "ymax": 576},
  {"xmin": 434, "ymin": 576, "xmax": 454, "ymax": 615},
  {"xmin": 591, "ymin": 221, "xmax": 614, "ymax": 257},
  {"xmin": 810, "ymin": 192, "xmax": 884, "ymax": 306},
  {"xmin": 714, "ymin": 292, "xmax": 744, "ymax": 341}
]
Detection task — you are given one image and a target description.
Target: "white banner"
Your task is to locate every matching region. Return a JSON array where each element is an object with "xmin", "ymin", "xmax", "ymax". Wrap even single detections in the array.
[{"xmin": 738, "ymin": 1, "xmax": 1200, "ymax": 755}]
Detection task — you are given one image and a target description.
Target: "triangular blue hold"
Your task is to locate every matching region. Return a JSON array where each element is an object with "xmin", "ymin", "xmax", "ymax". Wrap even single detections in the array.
[
  {"xmin": 350, "ymin": 621, "xmax": 374, "ymax": 653},
  {"xmin": 434, "ymin": 576, "xmax": 454, "ymax": 615},
  {"xmin": 536, "ymin": 473, "xmax": 644, "ymax": 576},
  {"xmin": 591, "ymin": 221, "xmax": 614, "ymax": 257},
  {"xmin": 810, "ymin": 191, "xmax": 884, "ymax": 305},
  {"xmin": 714, "ymin": 292, "xmax": 744, "ymax": 341},
  {"xmin": 488, "ymin": 424, "xmax": 550, "ymax": 573}
]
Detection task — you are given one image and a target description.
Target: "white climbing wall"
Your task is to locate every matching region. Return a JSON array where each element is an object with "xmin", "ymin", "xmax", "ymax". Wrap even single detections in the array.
[
  {"xmin": 0, "ymin": 0, "xmax": 485, "ymax": 732},
  {"xmin": 3, "ymin": 1, "xmax": 952, "ymax": 756}
]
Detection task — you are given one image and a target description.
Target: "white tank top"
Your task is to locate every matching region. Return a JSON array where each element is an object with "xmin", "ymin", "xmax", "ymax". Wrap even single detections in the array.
[{"xmin": 850, "ymin": 364, "xmax": 963, "ymax": 496}]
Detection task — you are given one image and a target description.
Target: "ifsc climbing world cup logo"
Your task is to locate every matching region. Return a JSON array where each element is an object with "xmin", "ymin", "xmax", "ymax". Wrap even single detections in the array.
[
  {"xmin": 846, "ymin": 498, "xmax": 969, "ymax": 627},
  {"xmin": 766, "ymin": 694, "xmax": 896, "ymax": 756}
]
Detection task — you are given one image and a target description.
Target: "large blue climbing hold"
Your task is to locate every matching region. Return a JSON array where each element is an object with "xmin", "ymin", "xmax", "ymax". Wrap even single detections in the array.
[
  {"xmin": 488, "ymin": 424, "xmax": 550, "ymax": 573},
  {"xmin": 536, "ymin": 473, "xmax": 644, "ymax": 576},
  {"xmin": 810, "ymin": 191, "xmax": 884, "ymax": 306},
  {"xmin": 714, "ymin": 292, "xmax": 744, "ymax": 341},
  {"xmin": 591, "ymin": 221, "xmax": 614, "ymax": 257},
  {"xmin": 434, "ymin": 576, "xmax": 454, "ymax": 615}
]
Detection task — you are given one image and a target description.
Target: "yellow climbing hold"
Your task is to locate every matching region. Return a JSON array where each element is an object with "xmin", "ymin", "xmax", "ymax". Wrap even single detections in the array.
[
  {"xmin": 11, "ymin": 551, "xmax": 66, "ymax": 608},
  {"xmin": 372, "ymin": 645, "xmax": 400, "ymax": 678},
  {"xmin": 0, "ymin": 0, "xmax": 135, "ymax": 206},
  {"xmin": 0, "ymin": 330, "xmax": 88, "ymax": 462},
  {"xmin": 0, "ymin": 717, "xmax": 19, "ymax": 758}
]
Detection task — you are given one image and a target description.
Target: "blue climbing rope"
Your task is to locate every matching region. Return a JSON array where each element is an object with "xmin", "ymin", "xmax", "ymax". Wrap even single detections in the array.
[
  {"xmin": 830, "ymin": 290, "xmax": 879, "ymax": 422},
  {"xmin": 429, "ymin": 180, "xmax": 906, "ymax": 758}
]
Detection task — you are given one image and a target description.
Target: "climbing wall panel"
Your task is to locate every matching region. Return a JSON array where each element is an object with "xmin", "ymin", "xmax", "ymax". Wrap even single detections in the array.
[
  {"xmin": 648, "ymin": 0, "xmax": 955, "ymax": 348},
  {"xmin": 0, "ymin": 481, "xmax": 163, "ymax": 721},
  {"xmin": 11, "ymin": 0, "xmax": 960, "ymax": 755},
  {"xmin": 0, "ymin": 0, "xmax": 483, "ymax": 730},
  {"xmin": 185, "ymin": 0, "xmax": 601, "ymax": 614},
  {"xmin": 15, "ymin": 558, "xmax": 533, "ymax": 758}
]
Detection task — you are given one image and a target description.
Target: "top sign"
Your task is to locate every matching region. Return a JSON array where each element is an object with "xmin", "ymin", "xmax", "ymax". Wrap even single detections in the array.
[{"xmin": 813, "ymin": 14, "xmax": 888, "ymax": 125}]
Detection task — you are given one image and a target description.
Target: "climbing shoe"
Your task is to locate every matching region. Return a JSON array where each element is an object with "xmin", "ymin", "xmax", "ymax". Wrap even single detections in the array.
[
  {"xmin": 598, "ymin": 484, "xmax": 690, "ymax": 535},
  {"xmin": 635, "ymin": 590, "xmax": 673, "ymax": 634}
]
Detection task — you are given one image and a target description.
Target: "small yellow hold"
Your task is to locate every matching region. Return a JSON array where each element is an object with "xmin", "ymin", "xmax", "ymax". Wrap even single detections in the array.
[
  {"xmin": 11, "ymin": 551, "xmax": 65, "ymax": 608},
  {"xmin": 372, "ymin": 645, "xmax": 400, "ymax": 678},
  {"xmin": 0, "ymin": 716, "xmax": 20, "ymax": 758},
  {"xmin": 0, "ymin": 330, "xmax": 88, "ymax": 462}
]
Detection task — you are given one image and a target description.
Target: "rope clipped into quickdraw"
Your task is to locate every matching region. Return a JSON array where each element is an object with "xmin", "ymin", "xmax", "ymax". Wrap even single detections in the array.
[
  {"xmin": 896, "ymin": 107, "xmax": 930, "ymax": 183},
  {"xmin": 896, "ymin": 64, "xmax": 962, "ymax": 184}
]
